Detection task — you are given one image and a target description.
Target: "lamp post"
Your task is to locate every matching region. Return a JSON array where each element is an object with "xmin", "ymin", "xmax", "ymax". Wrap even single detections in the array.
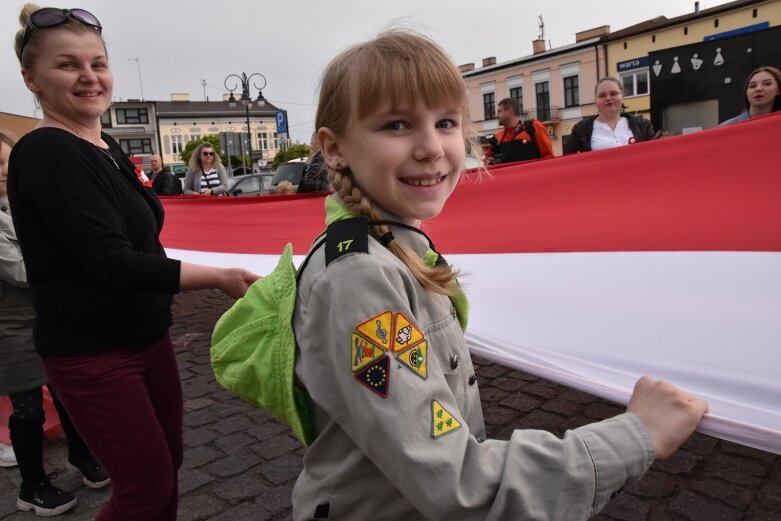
[{"xmin": 224, "ymin": 72, "xmax": 267, "ymax": 173}]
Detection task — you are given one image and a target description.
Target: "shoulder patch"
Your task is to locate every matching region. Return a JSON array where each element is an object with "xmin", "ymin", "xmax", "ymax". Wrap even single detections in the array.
[
  {"xmin": 355, "ymin": 356, "xmax": 390, "ymax": 398},
  {"xmin": 431, "ymin": 400, "xmax": 462, "ymax": 438},
  {"xmin": 355, "ymin": 311, "xmax": 394, "ymax": 350},
  {"xmin": 351, "ymin": 333, "xmax": 384, "ymax": 373},
  {"xmin": 392, "ymin": 312, "xmax": 424, "ymax": 353},
  {"xmin": 325, "ymin": 217, "xmax": 369, "ymax": 265},
  {"xmin": 396, "ymin": 340, "xmax": 427, "ymax": 379}
]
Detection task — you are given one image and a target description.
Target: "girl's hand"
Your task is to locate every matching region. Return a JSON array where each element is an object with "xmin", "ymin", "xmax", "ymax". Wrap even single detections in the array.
[{"xmin": 627, "ymin": 376, "xmax": 709, "ymax": 460}]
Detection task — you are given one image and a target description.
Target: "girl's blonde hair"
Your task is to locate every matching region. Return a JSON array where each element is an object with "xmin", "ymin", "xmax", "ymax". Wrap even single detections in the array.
[
  {"xmin": 316, "ymin": 30, "xmax": 472, "ymax": 295},
  {"xmin": 14, "ymin": 3, "xmax": 107, "ymax": 69},
  {"xmin": 188, "ymin": 142, "xmax": 223, "ymax": 172}
]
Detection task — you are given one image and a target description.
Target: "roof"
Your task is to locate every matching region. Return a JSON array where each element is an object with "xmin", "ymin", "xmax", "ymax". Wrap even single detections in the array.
[
  {"xmin": 154, "ymin": 100, "xmax": 280, "ymax": 117},
  {"xmin": 462, "ymin": 37, "xmax": 602, "ymax": 78},
  {"xmin": 603, "ymin": 0, "xmax": 768, "ymax": 41}
]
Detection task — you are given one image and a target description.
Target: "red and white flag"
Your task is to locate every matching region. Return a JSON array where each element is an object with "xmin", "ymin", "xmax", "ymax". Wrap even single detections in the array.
[{"xmin": 161, "ymin": 113, "xmax": 781, "ymax": 454}]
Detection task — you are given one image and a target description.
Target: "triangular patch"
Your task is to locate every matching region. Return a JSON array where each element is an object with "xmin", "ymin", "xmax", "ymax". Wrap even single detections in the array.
[
  {"xmin": 355, "ymin": 356, "xmax": 390, "ymax": 398},
  {"xmin": 393, "ymin": 312, "xmax": 424, "ymax": 352},
  {"xmin": 431, "ymin": 400, "xmax": 461, "ymax": 438},
  {"xmin": 356, "ymin": 311, "xmax": 394, "ymax": 351},
  {"xmin": 396, "ymin": 340, "xmax": 427, "ymax": 379},
  {"xmin": 351, "ymin": 333, "xmax": 384, "ymax": 373}
]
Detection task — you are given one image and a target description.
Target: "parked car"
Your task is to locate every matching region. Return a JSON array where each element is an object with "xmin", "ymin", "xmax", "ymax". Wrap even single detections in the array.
[
  {"xmin": 226, "ymin": 173, "xmax": 275, "ymax": 196},
  {"xmin": 271, "ymin": 159, "xmax": 307, "ymax": 191}
]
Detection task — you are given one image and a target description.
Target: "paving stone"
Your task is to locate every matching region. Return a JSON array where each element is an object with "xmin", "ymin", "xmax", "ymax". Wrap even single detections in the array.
[
  {"xmin": 680, "ymin": 433, "xmax": 718, "ymax": 456},
  {"xmin": 255, "ymin": 482, "xmax": 295, "ymax": 515},
  {"xmin": 584, "ymin": 402, "xmax": 625, "ymax": 420},
  {"xmin": 177, "ymin": 493, "xmax": 227, "ymax": 521},
  {"xmin": 214, "ymin": 431, "xmax": 257, "ymax": 455},
  {"xmin": 755, "ymin": 483, "xmax": 781, "ymax": 512},
  {"xmin": 184, "ymin": 426, "xmax": 219, "ymax": 448},
  {"xmin": 475, "ymin": 364, "xmax": 508, "ymax": 379},
  {"xmin": 211, "ymin": 501, "xmax": 272, "ymax": 521},
  {"xmin": 491, "ymin": 376, "xmax": 525, "ymax": 392},
  {"xmin": 597, "ymin": 492, "xmax": 651, "ymax": 521},
  {"xmin": 498, "ymin": 394, "xmax": 541, "ymax": 413},
  {"xmin": 184, "ymin": 397, "xmax": 216, "ymax": 412},
  {"xmin": 245, "ymin": 421, "xmax": 290, "ymax": 442},
  {"xmin": 521, "ymin": 380, "xmax": 562, "ymax": 400},
  {"xmin": 705, "ymin": 453, "xmax": 767, "ymax": 487},
  {"xmin": 182, "ymin": 446, "xmax": 223, "ymax": 470},
  {"xmin": 259, "ymin": 454, "xmax": 304, "ymax": 486},
  {"xmin": 184, "ymin": 407, "xmax": 220, "ymax": 428},
  {"xmin": 689, "ymin": 477, "xmax": 754, "ymax": 510},
  {"xmin": 513, "ymin": 409, "xmax": 566, "ymax": 432},
  {"xmin": 482, "ymin": 405, "xmax": 519, "ymax": 426},
  {"xmin": 653, "ymin": 449, "xmax": 702, "ymax": 475},
  {"xmin": 253, "ymin": 434, "xmax": 303, "ymax": 461},
  {"xmin": 720, "ymin": 442, "xmax": 780, "ymax": 464},
  {"xmin": 205, "ymin": 453, "xmax": 262, "ymax": 478},
  {"xmin": 541, "ymin": 395, "xmax": 588, "ymax": 416},
  {"xmin": 179, "ymin": 468, "xmax": 216, "ymax": 495},
  {"xmin": 479, "ymin": 386, "xmax": 509, "ymax": 402},
  {"xmin": 213, "ymin": 472, "xmax": 269, "ymax": 502},
  {"xmin": 628, "ymin": 470, "xmax": 676, "ymax": 499},
  {"xmin": 668, "ymin": 490, "xmax": 743, "ymax": 521}
]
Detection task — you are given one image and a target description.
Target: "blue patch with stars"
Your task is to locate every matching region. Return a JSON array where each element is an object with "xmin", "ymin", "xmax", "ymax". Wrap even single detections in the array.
[{"xmin": 355, "ymin": 356, "xmax": 390, "ymax": 398}]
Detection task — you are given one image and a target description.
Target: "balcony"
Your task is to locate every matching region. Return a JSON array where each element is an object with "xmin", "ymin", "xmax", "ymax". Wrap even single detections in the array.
[{"xmin": 523, "ymin": 106, "xmax": 562, "ymax": 123}]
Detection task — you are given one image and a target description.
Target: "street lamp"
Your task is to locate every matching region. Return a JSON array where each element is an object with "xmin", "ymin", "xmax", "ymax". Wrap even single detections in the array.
[{"xmin": 224, "ymin": 72, "xmax": 267, "ymax": 173}]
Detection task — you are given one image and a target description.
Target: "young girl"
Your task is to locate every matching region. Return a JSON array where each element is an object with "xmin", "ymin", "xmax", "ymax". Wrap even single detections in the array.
[{"xmin": 292, "ymin": 31, "xmax": 707, "ymax": 521}]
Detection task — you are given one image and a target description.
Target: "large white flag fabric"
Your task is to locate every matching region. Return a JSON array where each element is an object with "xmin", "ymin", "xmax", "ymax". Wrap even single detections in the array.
[{"xmin": 160, "ymin": 113, "xmax": 781, "ymax": 454}]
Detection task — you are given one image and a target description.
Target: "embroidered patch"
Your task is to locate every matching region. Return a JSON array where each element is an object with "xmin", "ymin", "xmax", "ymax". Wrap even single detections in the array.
[
  {"xmin": 351, "ymin": 333, "xmax": 384, "ymax": 373},
  {"xmin": 396, "ymin": 340, "xmax": 427, "ymax": 379},
  {"xmin": 431, "ymin": 400, "xmax": 461, "ymax": 438},
  {"xmin": 355, "ymin": 312, "xmax": 394, "ymax": 350},
  {"xmin": 355, "ymin": 356, "xmax": 390, "ymax": 398},
  {"xmin": 392, "ymin": 312, "xmax": 424, "ymax": 352}
]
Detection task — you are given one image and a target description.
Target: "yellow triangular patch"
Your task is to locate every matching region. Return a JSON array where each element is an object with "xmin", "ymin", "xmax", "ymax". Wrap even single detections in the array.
[
  {"xmin": 431, "ymin": 400, "xmax": 461, "ymax": 438},
  {"xmin": 356, "ymin": 311, "xmax": 394, "ymax": 350},
  {"xmin": 396, "ymin": 340, "xmax": 427, "ymax": 379},
  {"xmin": 351, "ymin": 333, "xmax": 384, "ymax": 373},
  {"xmin": 393, "ymin": 312, "xmax": 424, "ymax": 353}
]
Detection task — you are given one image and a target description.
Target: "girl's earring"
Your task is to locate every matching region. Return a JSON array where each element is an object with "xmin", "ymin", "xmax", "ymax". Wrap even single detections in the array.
[{"xmin": 335, "ymin": 161, "xmax": 343, "ymax": 170}]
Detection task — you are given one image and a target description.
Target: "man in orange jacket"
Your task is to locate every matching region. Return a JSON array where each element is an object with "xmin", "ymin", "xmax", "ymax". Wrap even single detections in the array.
[{"xmin": 486, "ymin": 98, "xmax": 554, "ymax": 164}]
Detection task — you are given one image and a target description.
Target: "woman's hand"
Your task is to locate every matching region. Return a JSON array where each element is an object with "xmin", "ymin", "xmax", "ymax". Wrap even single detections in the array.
[
  {"xmin": 218, "ymin": 268, "xmax": 260, "ymax": 299},
  {"xmin": 200, "ymin": 187, "xmax": 213, "ymax": 195},
  {"xmin": 627, "ymin": 376, "xmax": 709, "ymax": 460},
  {"xmin": 180, "ymin": 262, "xmax": 260, "ymax": 298}
]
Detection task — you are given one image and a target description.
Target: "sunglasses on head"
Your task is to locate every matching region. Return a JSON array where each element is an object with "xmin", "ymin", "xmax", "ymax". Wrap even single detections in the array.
[
  {"xmin": 20, "ymin": 8, "xmax": 102, "ymax": 56},
  {"xmin": 201, "ymin": 151, "xmax": 215, "ymax": 156}
]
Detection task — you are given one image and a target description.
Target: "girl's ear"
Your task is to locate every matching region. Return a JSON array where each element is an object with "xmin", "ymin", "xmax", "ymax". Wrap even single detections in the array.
[
  {"xmin": 317, "ymin": 127, "xmax": 347, "ymax": 170},
  {"xmin": 21, "ymin": 69, "xmax": 38, "ymax": 93}
]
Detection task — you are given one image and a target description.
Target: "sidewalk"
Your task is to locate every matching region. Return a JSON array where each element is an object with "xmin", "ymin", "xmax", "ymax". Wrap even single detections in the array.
[{"xmin": 1, "ymin": 290, "xmax": 778, "ymax": 520}]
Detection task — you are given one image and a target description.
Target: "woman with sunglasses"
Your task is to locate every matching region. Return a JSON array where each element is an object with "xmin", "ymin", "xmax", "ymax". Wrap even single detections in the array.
[
  {"xmin": 9, "ymin": 5, "xmax": 259, "ymax": 520},
  {"xmin": 183, "ymin": 142, "xmax": 228, "ymax": 195}
]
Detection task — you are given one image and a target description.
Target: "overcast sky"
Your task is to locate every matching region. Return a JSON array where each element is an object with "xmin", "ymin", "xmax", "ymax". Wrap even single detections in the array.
[{"xmin": 1, "ymin": 0, "xmax": 721, "ymax": 142}]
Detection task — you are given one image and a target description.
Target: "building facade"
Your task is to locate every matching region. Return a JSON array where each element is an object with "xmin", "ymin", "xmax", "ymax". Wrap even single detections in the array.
[
  {"xmin": 461, "ymin": 26, "xmax": 609, "ymax": 156},
  {"xmin": 102, "ymin": 94, "xmax": 283, "ymax": 174},
  {"xmin": 602, "ymin": 0, "xmax": 781, "ymax": 119}
]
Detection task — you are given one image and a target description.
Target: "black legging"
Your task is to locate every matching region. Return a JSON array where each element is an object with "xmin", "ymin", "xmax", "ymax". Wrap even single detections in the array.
[{"xmin": 9, "ymin": 384, "xmax": 89, "ymax": 484}]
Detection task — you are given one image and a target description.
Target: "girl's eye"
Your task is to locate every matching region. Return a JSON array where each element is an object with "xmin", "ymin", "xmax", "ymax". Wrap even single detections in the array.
[
  {"xmin": 436, "ymin": 119, "xmax": 457, "ymax": 129},
  {"xmin": 384, "ymin": 121, "xmax": 408, "ymax": 131}
]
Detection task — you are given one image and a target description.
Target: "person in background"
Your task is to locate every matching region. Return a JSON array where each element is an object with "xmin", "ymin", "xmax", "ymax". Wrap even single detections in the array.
[
  {"xmin": 10, "ymin": 5, "xmax": 258, "ymax": 519},
  {"xmin": 275, "ymin": 180, "xmax": 296, "ymax": 195},
  {"xmin": 564, "ymin": 77, "xmax": 655, "ymax": 154},
  {"xmin": 485, "ymin": 97, "xmax": 554, "ymax": 164},
  {"xmin": 183, "ymin": 142, "xmax": 227, "ymax": 195},
  {"xmin": 290, "ymin": 30, "xmax": 707, "ymax": 521},
  {"xmin": 720, "ymin": 66, "xmax": 781, "ymax": 126},
  {"xmin": 148, "ymin": 154, "xmax": 180, "ymax": 196},
  {"xmin": 2, "ymin": 130, "xmax": 110, "ymax": 516},
  {"xmin": 297, "ymin": 132, "xmax": 329, "ymax": 194}
]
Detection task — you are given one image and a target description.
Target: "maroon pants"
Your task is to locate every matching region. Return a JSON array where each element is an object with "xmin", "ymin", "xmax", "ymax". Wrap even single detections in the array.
[{"xmin": 43, "ymin": 332, "xmax": 183, "ymax": 521}]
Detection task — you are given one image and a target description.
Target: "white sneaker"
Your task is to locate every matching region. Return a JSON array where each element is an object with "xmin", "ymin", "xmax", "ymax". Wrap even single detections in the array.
[{"xmin": 0, "ymin": 442, "xmax": 17, "ymax": 467}]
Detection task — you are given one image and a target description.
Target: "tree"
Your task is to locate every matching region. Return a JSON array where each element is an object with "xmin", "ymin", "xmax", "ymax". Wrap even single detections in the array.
[
  {"xmin": 271, "ymin": 143, "xmax": 311, "ymax": 170},
  {"xmin": 179, "ymin": 135, "xmax": 223, "ymax": 166}
]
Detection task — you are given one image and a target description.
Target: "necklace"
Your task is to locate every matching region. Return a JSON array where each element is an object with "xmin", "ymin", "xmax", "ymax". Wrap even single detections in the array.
[
  {"xmin": 42, "ymin": 116, "xmax": 119, "ymax": 170},
  {"xmin": 97, "ymin": 146, "xmax": 119, "ymax": 170}
]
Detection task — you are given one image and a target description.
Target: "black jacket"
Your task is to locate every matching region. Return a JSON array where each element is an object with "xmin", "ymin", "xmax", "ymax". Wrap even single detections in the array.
[{"xmin": 564, "ymin": 113, "xmax": 655, "ymax": 155}]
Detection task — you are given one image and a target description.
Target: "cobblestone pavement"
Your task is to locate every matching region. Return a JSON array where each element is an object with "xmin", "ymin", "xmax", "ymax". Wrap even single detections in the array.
[{"xmin": 1, "ymin": 290, "xmax": 779, "ymax": 520}]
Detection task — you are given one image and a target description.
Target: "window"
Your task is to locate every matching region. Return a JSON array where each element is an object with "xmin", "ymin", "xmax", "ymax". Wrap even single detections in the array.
[
  {"xmin": 258, "ymin": 132, "xmax": 269, "ymax": 150},
  {"xmin": 189, "ymin": 134, "xmax": 201, "ymax": 142},
  {"xmin": 684, "ymin": 27, "xmax": 688, "ymax": 36},
  {"xmin": 753, "ymin": 8, "xmax": 758, "ymax": 17},
  {"xmin": 619, "ymin": 70, "xmax": 650, "ymax": 97},
  {"xmin": 119, "ymin": 138, "xmax": 152, "ymax": 155},
  {"xmin": 171, "ymin": 135, "xmax": 184, "ymax": 154},
  {"xmin": 100, "ymin": 110, "xmax": 112, "ymax": 128},
  {"xmin": 535, "ymin": 81, "xmax": 551, "ymax": 121},
  {"xmin": 115, "ymin": 108, "xmax": 149, "ymax": 124},
  {"xmin": 563, "ymin": 75, "xmax": 580, "ymax": 108},
  {"xmin": 509, "ymin": 86, "xmax": 523, "ymax": 114},
  {"xmin": 714, "ymin": 19, "xmax": 719, "ymax": 28},
  {"xmin": 483, "ymin": 92, "xmax": 496, "ymax": 120},
  {"xmin": 652, "ymin": 35, "xmax": 656, "ymax": 43},
  {"xmin": 623, "ymin": 42, "xmax": 627, "ymax": 50},
  {"xmin": 272, "ymin": 133, "xmax": 279, "ymax": 150}
]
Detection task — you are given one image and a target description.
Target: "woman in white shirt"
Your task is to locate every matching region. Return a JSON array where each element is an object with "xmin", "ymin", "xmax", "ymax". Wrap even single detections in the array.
[
  {"xmin": 564, "ymin": 77, "xmax": 655, "ymax": 155},
  {"xmin": 183, "ymin": 143, "xmax": 228, "ymax": 195}
]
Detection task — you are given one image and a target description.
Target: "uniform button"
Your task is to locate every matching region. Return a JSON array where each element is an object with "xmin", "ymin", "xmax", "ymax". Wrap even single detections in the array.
[
  {"xmin": 450, "ymin": 306, "xmax": 457, "ymax": 319},
  {"xmin": 476, "ymin": 436, "xmax": 485, "ymax": 443},
  {"xmin": 468, "ymin": 373, "xmax": 477, "ymax": 385},
  {"xmin": 450, "ymin": 354, "xmax": 460, "ymax": 370}
]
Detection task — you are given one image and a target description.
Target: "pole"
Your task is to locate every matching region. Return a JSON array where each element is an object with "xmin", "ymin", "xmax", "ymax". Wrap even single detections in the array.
[
  {"xmin": 246, "ymin": 104, "xmax": 253, "ymax": 173},
  {"xmin": 128, "ymin": 57, "xmax": 145, "ymax": 100}
]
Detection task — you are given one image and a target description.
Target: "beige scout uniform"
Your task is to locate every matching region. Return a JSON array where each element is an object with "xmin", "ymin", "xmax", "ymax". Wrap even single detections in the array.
[{"xmin": 292, "ymin": 214, "xmax": 655, "ymax": 521}]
